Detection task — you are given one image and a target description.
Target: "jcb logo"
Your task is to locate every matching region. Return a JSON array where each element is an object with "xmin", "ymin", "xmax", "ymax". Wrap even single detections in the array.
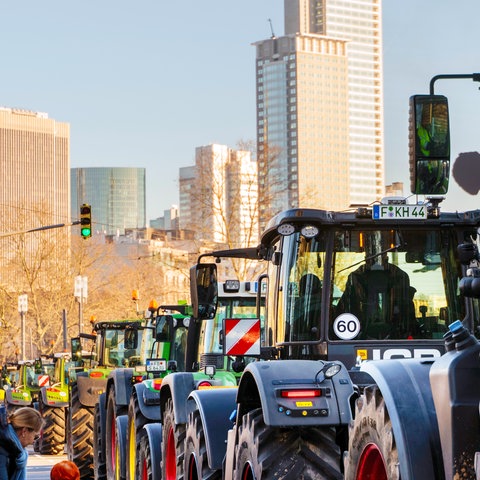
[{"xmin": 371, "ymin": 348, "xmax": 441, "ymax": 360}]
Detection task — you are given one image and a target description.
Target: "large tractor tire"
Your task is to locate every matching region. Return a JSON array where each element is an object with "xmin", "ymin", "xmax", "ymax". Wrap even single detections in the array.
[
  {"xmin": 105, "ymin": 387, "xmax": 128, "ymax": 480},
  {"xmin": 233, "ymin": 408, "xmax": 343, "ymax": 480},
  {"xmin": 68, "ymin": 383, "xmax": 95, "ymax": 480},
  {"xmin": 93, "ymin": 393, "xmax": 107, "ymax": 480},
  {"xmin": 184, "ymin": 409, "xmax": 221, "ymax": 480},
  {"xmin": 162, "ymin": 397, "xmax": 186, "ymax": 480},
  {"xmin": 38, "ymin": 398, "xmax": 65, "ymax": 455},
  {"xmin": 126, "ymin": 386, "xmax": 151, "ymax": 480},
  {"xmin": 343, "ymin": 386, "xmax": 399, "ymax": 480}
]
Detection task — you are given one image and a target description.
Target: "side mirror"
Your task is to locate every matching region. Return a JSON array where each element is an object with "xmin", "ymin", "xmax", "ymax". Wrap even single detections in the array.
[
  {"xmin": 190, "ymin": 263, "xmax": 218, "ymax": 319},
  {"xmin": 409, "ymin": 94, "xmax": 450, "ymax": 195},
  {"xmin": 71, "ymin": 337, "xmax": 81, "ymax": 360},
  {"xmin": 124, "ymin": 329, "xmax": 138, "ymax": 350},
  {"xmin": 155, "ymin": 315, "xmax": 173, "ymax": 341}
]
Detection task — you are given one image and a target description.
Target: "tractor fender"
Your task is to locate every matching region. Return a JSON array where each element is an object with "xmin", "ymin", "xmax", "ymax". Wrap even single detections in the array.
[
  {"xmin": 96, "ymin": 393, "xmax": 107, "ymax": 464},
  {"xmin": 76, "ymin": 373, "xmax": 107, "ymax": 407},
  {"xmin": 236, "ymin": 360, "xmax": 354, "ymax": 427},
  {"xmin": 40, "ymin": 386, "xmax": 68, "ymax": 408},
  {"xmin": 143, "ymin": 422, "xmax": 162, "ymax": 480},
  {"xmin": 187, "ymin": 388, "xmax": 238, "ymax": 470},
  {"xmin": 132, "ymin": 382, "xmax": 160, "ymax": 421},
  {"xmin": 115, "ymin": 414, "xmax": 128, "ymax": 478},
  {"xmin": 159, "ymin": 372, "xmax": 196, "ymax": 424},
  {"xmin": 5, "ymin": 389, "xmax": 32, "ymax": 406},
  {"xmin": 360, "ymin": 358, "xmax": 443, "ymax": 480},
  {"xmin": 106, "ymin": 368, "xmax": 134, "ymax": 407}
]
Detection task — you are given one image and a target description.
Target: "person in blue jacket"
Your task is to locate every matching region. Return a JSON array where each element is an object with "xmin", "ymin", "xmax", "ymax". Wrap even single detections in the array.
[{"xmin": 0, "ymin": 406, "xmax": 43, "ymax": 480}]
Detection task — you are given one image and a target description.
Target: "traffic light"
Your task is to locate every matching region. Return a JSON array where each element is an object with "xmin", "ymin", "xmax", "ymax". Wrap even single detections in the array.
[
  {"xmin": 80, "ymin": 203, "xmax": 92, "ymax": 239},
  {"xmin": 409, "ymin": 94, "xmax": 450, "ymax": 195}
]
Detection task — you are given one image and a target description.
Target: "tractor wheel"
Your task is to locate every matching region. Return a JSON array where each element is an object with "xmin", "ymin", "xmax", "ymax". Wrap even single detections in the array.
[
  {"xmin": 343, "ymin": 386, "xmax": 399, "ymax": 480},
  {"xmin": 94, "ymin": 393, "xmax": 107, "ymax": 480},
  {"xmin": 68, "ymin": 383, "xmax": 95, "ymax": 480},
  {"xmin": 38, "ymin": 398, "xmax": 65, "ymax": 455},
  {"xmin": 184, "ymin": 409, "xmax": 221, "ymax": 480},
  {"xmin": 106, "ymin": 387, "xmax": 128, "ymax": 480},
  {"xmin": 162, "ymin": 397, "xmax": 186, "ymax": 480},
  {"xmin": 233, "ymin": 408, "xmax": 343, "ymax": 480},
  {"xmin": 126, "ymin": 386, "xmax": 151, "ymax": 480}
]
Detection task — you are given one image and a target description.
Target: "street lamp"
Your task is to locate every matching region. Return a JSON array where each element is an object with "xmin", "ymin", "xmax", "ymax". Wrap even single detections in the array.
[
  {"xmin": 74, "ymin": 276, "xmax": 88, "ymax": 334},
  {"xmin": 17, "ymin": 294, "xmax": 28, "ymax": 361}
]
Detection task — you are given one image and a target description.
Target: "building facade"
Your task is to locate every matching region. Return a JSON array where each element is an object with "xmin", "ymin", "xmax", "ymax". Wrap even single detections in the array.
[
  {"xmin": 0, "ymin": 107, "xmax": 70, "ymax": 281},
  {"xmin": 71, "ymin": 167, "xmax": 146, "ymax": 236},
  {"xmin": 180, "ymin": 144, "xmax": 258, "ymax": 246},
  {"xmin": 179, "ymin": 165, "xmax": 196, "ymax": 233},
  {"xmin": 0, "ymin": 107, "xmax": 70, "ymax": 225},
  {"xmin": 255, "ymin": 0, "xmax": 384, "ymax": 225}
]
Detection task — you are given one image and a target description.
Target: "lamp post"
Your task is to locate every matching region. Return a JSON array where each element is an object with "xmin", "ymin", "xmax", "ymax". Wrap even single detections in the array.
[
  {"xmin": 74, "ymin": 276, "xmax": 88, "ymax": 334},
  {"xmin": 17, "ymin": 294, "xmax": 28, "ymax": 361}
]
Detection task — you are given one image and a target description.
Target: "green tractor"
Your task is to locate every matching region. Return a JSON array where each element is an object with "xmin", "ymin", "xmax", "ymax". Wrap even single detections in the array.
[
  {"xmin": 94, "ymin": 301, "xmax": 190, "ymax": 480},
  {"xmin": 37, "ymin": 352, "xmax": 76, "ymax": 455},
  {"xmin": 66, "ymin": 319, "xmax": 146, "ymax": 479},
  {"xmin": 3, "ymin": 357, "xmax": 71, "ymax": 454},
  {"xmin": 4, "ymin": 358, "xmax": 55, "ymax": 412},
  {"xmin": 0, "ymin": 363, "xmax": 18, "ymax": 403},
  {"xmin": 136, "ymin": 281, "xmax": 263, "ymax": 480}
]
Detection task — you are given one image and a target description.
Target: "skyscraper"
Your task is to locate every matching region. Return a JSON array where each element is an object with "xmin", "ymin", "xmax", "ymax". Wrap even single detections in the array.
[
  {"xmin": 0, "ymin": 107, "xmax": 70, "ymax": 224},
  {"xmin": 71, "ymin": 167, "xmax": 146, "ymax": 236},
  {"xmin": 0, "ymin": 107, "xmax": 70, "ymax": 277},
  {"xmin": 255, "ymin": 0, "xmax": 384, "ymax": 225}
]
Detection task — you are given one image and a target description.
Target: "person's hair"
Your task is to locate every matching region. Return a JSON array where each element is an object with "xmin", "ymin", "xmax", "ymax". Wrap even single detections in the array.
[
  {"xmin": 8, "ymin": 407, "xmax": 43, "ymax": 432},
  {"xmin": 50, "ymin": 460, "xmax": 80, "ymax": 480}
]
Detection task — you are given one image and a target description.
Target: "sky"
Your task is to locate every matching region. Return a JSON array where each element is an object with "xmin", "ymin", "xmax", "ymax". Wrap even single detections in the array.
[{"xmin": 1, "ymin": 1, "xmax": 479, "ymax": 222}]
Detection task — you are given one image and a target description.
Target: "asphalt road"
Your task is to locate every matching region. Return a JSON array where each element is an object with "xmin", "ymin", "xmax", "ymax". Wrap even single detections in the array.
[{"xmin": 26, "ymin": 446, "xmax": 67, "ymax": 480}]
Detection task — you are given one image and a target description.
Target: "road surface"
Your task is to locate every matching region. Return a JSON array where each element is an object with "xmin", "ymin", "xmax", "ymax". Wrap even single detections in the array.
[{"xmin": 26, "ymin": 446, "xmax": 67, "ymax": 480}]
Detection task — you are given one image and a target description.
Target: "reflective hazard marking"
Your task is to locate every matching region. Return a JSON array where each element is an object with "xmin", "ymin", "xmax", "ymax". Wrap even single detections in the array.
[
  {"xmin": 37, "ymin": 375, "xmax": 50, "ymax": 387},
  {"xmin": 224, "ymin": 318, "xmax": 261, "ymax": 356}
]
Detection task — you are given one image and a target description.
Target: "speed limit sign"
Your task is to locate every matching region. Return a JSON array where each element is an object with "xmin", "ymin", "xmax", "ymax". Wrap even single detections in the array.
[{"xmin": 333, "ymin": 313, "xmax": 361, "ymax": 340}]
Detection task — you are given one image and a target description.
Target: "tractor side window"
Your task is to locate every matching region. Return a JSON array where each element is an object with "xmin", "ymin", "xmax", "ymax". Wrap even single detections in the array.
[{"xmin": 275, "ymin": 231, "xmax": 327, "ymax": 359}]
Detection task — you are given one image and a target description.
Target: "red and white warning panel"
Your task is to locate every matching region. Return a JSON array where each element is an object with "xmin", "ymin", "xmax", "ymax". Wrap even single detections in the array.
[
  {"xmin": 224, "ymin": 318, "xmax": 261, "ymax": 356},
  {"xmin": 37, "ymin": 375, "xmax": 50, "ymax": 387}
]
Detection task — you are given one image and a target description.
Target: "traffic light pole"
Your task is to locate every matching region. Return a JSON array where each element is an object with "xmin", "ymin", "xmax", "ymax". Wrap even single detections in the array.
[
  {"xmin": 0, "ymin": 221, "xmax": 81, "ymax": 238},
  {"xmin": 429, "ymin": 72, "xmax": 480, "ymax": 94}
]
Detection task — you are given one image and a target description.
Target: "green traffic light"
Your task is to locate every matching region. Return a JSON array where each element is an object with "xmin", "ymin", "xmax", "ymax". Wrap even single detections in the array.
[{"xmin": 80, "ymin": 203, "xmax": 92, "ymax": 238}]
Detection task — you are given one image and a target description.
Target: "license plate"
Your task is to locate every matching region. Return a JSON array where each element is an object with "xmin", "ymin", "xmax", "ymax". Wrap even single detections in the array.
[
  {"xmin": 373, "ymin": 204, "xmax": 426, "ymax": 220},
  {"xmin": 146, "ymin": 358, "xmax": 167, "ymax": 372}
]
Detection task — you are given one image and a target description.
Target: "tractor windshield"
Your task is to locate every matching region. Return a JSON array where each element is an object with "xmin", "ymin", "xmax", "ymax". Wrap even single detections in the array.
[
  {"xmin": 272, "ymin": 225, "xmax": 476, "ymax": 357},
  {"xmin": 330, "ymin": 228, "xmax": 463, "ymax": 340},
  {"xmin": 103, "ymin": 328, "xmax": 144, "ymax": 367}
]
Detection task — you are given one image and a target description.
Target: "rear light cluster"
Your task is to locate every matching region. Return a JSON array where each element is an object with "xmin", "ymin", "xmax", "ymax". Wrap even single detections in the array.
[
  {"xmin": 197, "ymin": 381, "xmax": 212, "ymax": 389},
  {"xmin": 152, "ymin": 379, "xmax": 163, "ymax": 391},
  {"xmin": 280, "ymin": 389, "xmax": 321, "ymax": 399}
]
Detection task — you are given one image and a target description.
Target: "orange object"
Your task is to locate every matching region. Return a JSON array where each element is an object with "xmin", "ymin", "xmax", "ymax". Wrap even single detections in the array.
[{"xmin": 50, "ymin": 460, "xmax": 80, "ymax": 480}]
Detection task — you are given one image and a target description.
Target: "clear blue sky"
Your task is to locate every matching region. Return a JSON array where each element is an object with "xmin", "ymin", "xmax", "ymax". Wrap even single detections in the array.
[{"xmin": 1, "ymin": 1, "xmax": 479, "ymax": 222}]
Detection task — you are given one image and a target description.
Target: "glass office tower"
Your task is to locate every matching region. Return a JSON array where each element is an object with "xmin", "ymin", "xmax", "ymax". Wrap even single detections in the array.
[
  {"xmin": 255, "ymin": 0, "xmax": 384, "ymax": 226},
  {"xmin": 71, "ymin": 167, "xmax": 146, "ymax": 236}
]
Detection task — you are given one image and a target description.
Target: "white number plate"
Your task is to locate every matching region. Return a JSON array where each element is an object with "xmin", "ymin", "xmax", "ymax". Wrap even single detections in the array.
[
  {"xmin": 373, "ymin": 204, "xmax": 426, "ymax": 220},
  {"xmin": 146, "ymin": 358, "xmax": 167, "ymax": 372}
]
